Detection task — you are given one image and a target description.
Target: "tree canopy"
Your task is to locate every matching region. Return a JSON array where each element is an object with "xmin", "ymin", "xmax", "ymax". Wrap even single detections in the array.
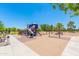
[
  {"xmin": 52, "ymin": 3, "xmax": 79, "ymax": 17},
  {"xmin": 0, "ymin": 21, "xmax": 5, "ymax": 31},
  {"xmin": 56, "ymin": 22, "xmax": 64, "ymax": 30},
  {"xmin": 67, "ymin": 21, "xmax": 76, "ymax": 32},
  {"xmin": 55, "ymin": 22, "xmax": 64, "ymax": 38},
  {"xmin": 40, "ymin": 24, "xmax": 54, "ymax": 31}
]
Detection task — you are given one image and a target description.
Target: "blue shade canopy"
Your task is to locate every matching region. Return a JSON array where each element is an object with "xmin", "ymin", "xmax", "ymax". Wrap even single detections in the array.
[{"xmin": 28, "ymin": 24, "xmax": 38, "ymax": 29}]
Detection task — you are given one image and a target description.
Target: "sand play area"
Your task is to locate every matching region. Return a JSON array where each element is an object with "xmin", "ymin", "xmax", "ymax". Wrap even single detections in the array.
[
  {"xmin": 17, "ymin": 32, "xmax": 79, "ymax": 56},
  {"xmin": 0, "ymin": 32, "xmax": 79, "ymax": 56}
]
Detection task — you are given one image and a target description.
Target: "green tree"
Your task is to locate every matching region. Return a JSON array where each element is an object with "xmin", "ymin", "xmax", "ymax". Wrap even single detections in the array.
[
  {"xmin": 52, "ymin": 3, "xmax": 79, "ymax": 17},
  {"xmin": 40, "ymin": 24, "xmax": 54, "ymax": 35},
  {"xmin": 67, "ymin": 21, "xmax": 76, "ymax": 32},
  {"xmin": 56, "ymin": 22, "xmax": 64, "ymax": 38},
  {"xmin": 0, "ymin": 21, "xmax": 5, "ymax": 32},
  {"xmin": 5, "ymin": 28, "xmax": 11, "ymax": 34},
  {"xmin": 50, "ymin": 25, "xmax": 54, "ymax": 33},
  {"xmin": 53, "ymin": 26, "xmax": 57, "ymax": 31},
  {"xmin": 40, "ymin": 24, "xmax": 48, "ymax": 34},
  {"xmin": 5, "ymin": 27, "xmax": 17, "ymax": 34},
  {"xmin": 40, "ymin": 24, "xmax": 48, "ymax": 31},
  {"xmin": 11, "ymin": 27, "xmax": 17, "ymax": 32},
  {"xmin": 47, "ymin": 25, "xmax": 54, "ymax": 37},
  {"xmin": 47, "ymin": 25, "xmax": 54, "ymax": 31}
]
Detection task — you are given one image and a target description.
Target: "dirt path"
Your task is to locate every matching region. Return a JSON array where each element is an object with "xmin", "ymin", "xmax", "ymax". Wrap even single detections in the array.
[{"xmin": 17, "ymin": 34, "xmax": 70, "ymax": 56}]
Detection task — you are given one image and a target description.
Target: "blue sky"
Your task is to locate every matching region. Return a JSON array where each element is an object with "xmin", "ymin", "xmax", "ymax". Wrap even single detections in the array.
[{"xmin": 0, "ymin": 3, "xmax": 79, "ymax": 29}]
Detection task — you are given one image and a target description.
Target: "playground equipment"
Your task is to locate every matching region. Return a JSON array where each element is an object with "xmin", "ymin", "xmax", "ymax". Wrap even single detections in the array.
[
  {"xmin": 26, "ymin": 24, "xmax": 39, "ymax": 38},
  {"xmin": 21, "ymin": 24, "xmax": 41, "ymax": 38},
  {"xmin": 0, "ymin": 35, "xmax": 10, "ymax": 46}
]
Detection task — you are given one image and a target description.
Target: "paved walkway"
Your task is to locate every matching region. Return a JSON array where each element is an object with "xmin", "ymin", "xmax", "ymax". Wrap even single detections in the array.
[
  {"xmin": 0, "ymin": 35, "xmax": 38, "ymax": 56},
  {"xmin": 62, "ymin": 36, "xmax": 79, "ymax": 56}
]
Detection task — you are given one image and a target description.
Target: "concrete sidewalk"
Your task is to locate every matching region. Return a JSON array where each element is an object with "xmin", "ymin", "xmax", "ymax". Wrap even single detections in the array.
[
  {"xmin": 62, "ymin": 36, "xmax": 79, "ymax": 56},
  {"xmin": 0, "ymin": 35, "xmax": 38, "ymax": 56}
]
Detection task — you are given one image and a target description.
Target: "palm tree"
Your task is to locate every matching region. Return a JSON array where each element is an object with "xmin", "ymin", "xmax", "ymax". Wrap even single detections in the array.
[
  {"xmin": 56, "ymin": 22, "xmax": 64, "ymax": 38},
  {"xmin": 40, "ymin": 24, "xmax": 48, "ymax": 34},
  {"xmin": 50, "ymin": 25, "xmax": 53, "ymax": 33},
  {"xmin": 40, "ymin": 24, "xmax": 54, "ymax": 36},
  {"xmin": 67, "ymin": 20, "xmax": 76, "ymax": 32},
  {"xmin": 47, "ymin": 25, "xmax": 53, "ymax": 37}
]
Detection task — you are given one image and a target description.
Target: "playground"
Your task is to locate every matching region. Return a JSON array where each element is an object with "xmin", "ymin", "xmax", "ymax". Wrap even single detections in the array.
[
  {"xmin": 0, "ymin": 24, "xmax": 79, "ymax": 56},
  {"xmin": 16, "ymin": 24, "xmax": 79, "ymax": 56},
  {"xmin": 0, "ymin": 3, "xmax": 79, "ymax": 56},
  {"xmin": 17, "ymin": 31, "xmax": 79, "ymax": 56}
]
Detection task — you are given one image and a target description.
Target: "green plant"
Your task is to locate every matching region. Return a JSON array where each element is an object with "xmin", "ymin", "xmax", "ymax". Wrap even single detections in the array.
[
  {"xmin": 67, "ymin": 21, "xmax": 76, "ymax": 32},
  {"xmin": 56, "ymin": 22, "xmax": 64, "ymax": 38}
]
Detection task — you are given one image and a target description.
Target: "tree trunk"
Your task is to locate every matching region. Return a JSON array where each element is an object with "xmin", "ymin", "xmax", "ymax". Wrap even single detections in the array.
[
  {"xmin": 46, "ymin": 31, "xmax": 48, "ymax": 35},
  {"xmin": 58, "ymin": 28, "xmax": 61, "ymax": 38},
  {"xmin": 49, "ymin": 31, "xmax": 51, "ymax": 37},
  {"xmin": 59, "ymin": 32, "xmax": 60, "ymax": 38}
]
